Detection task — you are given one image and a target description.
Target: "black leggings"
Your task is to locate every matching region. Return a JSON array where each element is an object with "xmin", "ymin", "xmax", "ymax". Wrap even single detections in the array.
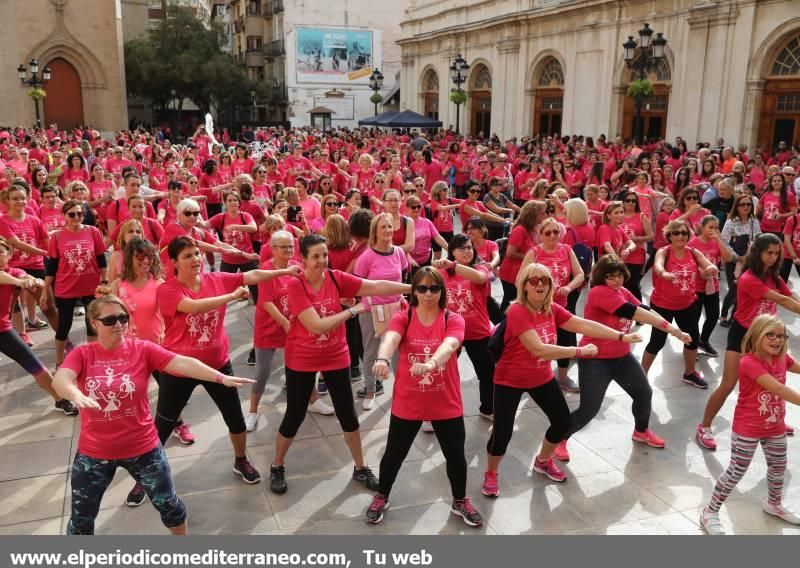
[
  {"xmin": 279, "ymin": 367, "xmax": 359, "ymax": 438},
  {"xmin": 378, "ymin": 414, "xmax": 466, "ymax": 500},
  {"xmin": 780, "ymin": 258, "xmax": 800, "ymax": 284},
  {"xmin": 155, "ymin": 361, "xmax": 246, "ymax": 443},
  {"xmin": 556, "ymin": 288, "xmax": 580, "ymax": 369},
  {"xmin": 644, "ymin": 301, "xmax": 700, "ymax": 354},
  {"xmin": 696, "ymin": 291, "xmax": 720, "ymax": 343},
  {"xmin": 487, "ymin": 380, "xmax": 570, "ymax": 457},
  {"xmin": 220, "ymin": 259, "xmax": 259, "ymax": 302},
  {"xmin": 462, "ymin": 337, "xmax": 495, "ymax": 415},
  {"xmin": 624, "ymin": 263, "xmax": 644, "ymax": 301},
  {"xmin": 500, "ymin": 279, "xmax": 516, "ymax": 313},
  {"xmin": 54, "ymin": 296, "xmax": 96, "ymax": 341},
  {"xmin": 721, "ymin": 262, "xmax": 737, "ymax": 320},
  {"xmin": 346, "ymin": 316, "xmax": 363, "ymax": 371}
]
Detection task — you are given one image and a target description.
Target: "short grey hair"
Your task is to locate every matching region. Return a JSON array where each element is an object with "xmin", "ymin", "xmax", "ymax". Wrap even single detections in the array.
[
  {"xmin": 270, "ymin": 230, "xmax": 293, "ymax": 245},
  {"xmin": 176, "ymin": 198, "xmax": 201, "ymax": 216}
]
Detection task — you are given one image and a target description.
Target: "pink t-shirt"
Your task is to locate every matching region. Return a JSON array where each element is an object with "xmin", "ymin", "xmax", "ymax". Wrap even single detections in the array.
[
  {"xmin": 473, "ymin": 238, "xmax": 499, "ymax": 264},
  {"xmin": 0, "ymin": 214, "xmax": 48, "ymax": 269},
  {"xmin": 208, "ymin": 212, "xmax": 256, "ymax": 265},
  {"xmin": 0, "ymin": 267, "xmax": 26, "ymax": 332},
  {"xmin": 158, "ymin": 272, "xmax": 244, "ymax": 369},
  {"xmin": 633, "ymin": 186, "xmax": 655, "ymax": 219},
  {"xmin": 579, "ymin": 284, "xmax": 640, "ymax": 359},
  {"xmin": 107, "ymin": 198, "xmax": 157, "ymax": 226},
  {"xmin": 564, "ymin": 223, "xmax": 597, "ymax": 250},
  {"xmin": 231, "ymin": 157, "xmax": 256, "ymax": 177},
  {"xmin": 430, "ymin": 200, "xmax": 455, "ymax": 233},
  {"xmin": 688, "ymin": 236, "xmax": 721, "ymax": 293},
  {"xmin": 734, "ymin": 353, "xmax": 795, "ymax": 438},
  {"xmin": 411, "ymin": 217, "xmax": 440, "ymax": 265},
  {"xmin": 620, "ymin": 214, "xmax": 647, "ymax": 265},
  {"xmin": 299, "ymin": 197, "xmax": 321, "ymax": 222},
  {"xmin": 158, "ymin": 224, "xmax": 217, "ymax": 279},
  {"xmin": 39, "ymin": 206, "xmax": 65, "ymax": 233},
  {"xmin": 109, "ymin": 217, "xmax": 164, "ymax": 246},
  {"xmin": 118, "ymin": 278, "xmax": 163, "ymax": 344},
  {"xmin": 759, "ymin": 192, "xmax": 797, "ymax": 233},
  {"xmin": 499, "ymin": 225, "xmax": 534, "ymax": 283},
  {"xmin": 654, "ymin": 211, "xmax": 671, "ymax": 248},
  {"xmin": 735, "ymin": 270, "xmax": 792, "ymax": 328},
  {"xmin": 670, "ymin": 208, "xmax": 711, "ymax": 234},
  {"xmin": 531, "ymin": 244, "xmax": 572, "ymax": 306},
  {"xmin": 440, "ymin": 264, "xmax": 491, "ymax": 340},
  {"xmin": 254, "ymin": 260, "xmax": 301, "ymax": 350},
  {"xmin": 596, "ymin": 224, "xmax": 627, "ymax": 256},
  {"xmin": 285, "ymin": 270, "xmax": 362, "ymax": 372},
  {"xmin": 61, "ymin": 339, "xmax": 176, "ymax": 460},
  {"xmin": 387, "ymin": 309, "xmax": 465, "ymax": 421},
  {"xmin": 494, "ymin": 302, "xmax": 573, "ymax": 389},
  {"xmin": 650, "ymin": 246, "xmax": 700, "ymax": 311},
  {"xmin": 353, "ymin": 246, "xmax": 408, "ymax": 307},
  {"xmin": 47, "ymin": 226, "xmax": 106, "ymax": 297},
  {"xmin": 782, "ymin": 214, "xmax": 800, "ymax": 258},
  {"xmin": 459, "ymin": 200, "xmax": 488, "ymax": 228}
]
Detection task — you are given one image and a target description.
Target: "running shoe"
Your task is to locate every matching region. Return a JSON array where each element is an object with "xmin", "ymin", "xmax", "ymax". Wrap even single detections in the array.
[
  {"xmin": 698, "ymin": 341, "xmax": 719, "ymax": 357},
  {"xmin": 558, "ymin": 376, "xmax": 580, "ymax": 393},
  {"xmin": 532, "ymin": 457, "xmax": 567, "ymax": 482},
  {"xmin": 362, "ymin": 397, "xmax": 375, "ymax": 410},
  {"xmin": 763, "ymin": 499, "xmax": 800, "ymax": 524},
  {"xmin": 270, "ymin": 464, "xmax": 287, "ymax": 494},
  {"xmin": 718, "ymin": 318, "xmax": 732, "ymax": 328},
  {"xmin": 481, "ymin": 470, "xmax": 499, "ymax": 497},
  {"xmin": 171, "ymin": 422, "xmax": 195, "ymax": 445},
  {"xmin": 353, "ymin": 466, "xmax": 380, "ymax": 491},
  {"xmin": 54, "ymin": 399, "xmax": 78, "ymax": 416},
  {"xmin": 308, "ymin": 399, "xmax": 335, "ymax": 415},
  {"xmin": 422, "ymin": 421, "xmax": 434, "ymax": 433},
  {"xmin": 233, "ymin": 457, "xmax": 261, "ymax": 484},
  {"xmin": 245, "ymin": 412, "xmax": 259, "ymax": 432},
  {"xmin": 631, "ymin": 429, "xmax": 665, "ymax": 448},
  {"xmin": 357, "ymin": 382, "xmax": 384, "ymax": 398},
  {"xmin": 479, "ymin": 411, "xmax": 493, "ymax": 421},
  {"xmin": 19, "ymin": 332, "xmax": 33, "ymax": 347},
  {"xmin": 365, "ymin": 494, "xmax": 389, "ymax": 524},
  {"xmin": 695, "ymin": 424, "xmax": 717, "ymax": 450},
  {"xmin": 700, "ymin": 507, "xmax": 725, "ymax": 535},
  {"xmin": 247, "ymin": 348, "xmax": 256, "ymax": 366},
  {"xmin": 350, "ymin": 366, "xmax": 362, "ymax": 381},
  {"xmin": 682, "ymin": 371, "xmax": 708, "ymax": 389},
  {"xmin": 126, "ymin": 483, "xmax": 146, "ymax": 507},
  {"xmin": 25, "ymin": 318, "xmax": 49, "ymax": 331},
  {"xmin": 553, "ymin": 440, "xmax": 570, "ymax": 462},
  {"xmin": 451, "ymin": 497, "xmax": 483, "ymax": 527},
  {"xmin": 317, "ymin": 379, "xmax": 328, "ymax": 395}
]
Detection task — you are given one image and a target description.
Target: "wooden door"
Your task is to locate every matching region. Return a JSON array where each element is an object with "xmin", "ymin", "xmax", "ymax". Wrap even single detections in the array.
[
  {"xmin": 622, "ymin": 85, "xmax": 669, "ymax": 141},
  {"xmin": 42, "ymin": 58, "xmax": 84, "ymax": 129},
  {"xmin": 471, "ymin": 92, "xmax": 491, "ymax": 136},
  {"xmin": 759, "ymin": 80, "xmax": 800, "ymax": 147}
]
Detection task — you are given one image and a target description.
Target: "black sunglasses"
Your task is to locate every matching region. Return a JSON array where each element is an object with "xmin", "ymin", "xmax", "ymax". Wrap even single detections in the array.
[
  {"xmin": 183, "ymin": 210, "xmax": 201, "ymax": 217},
  {"xmin": 94, "ymin": 314, "xmax": 130, "ymax": 326},
  {"xmin": 66, "ymin": 211, "xmax": 84, "ymax": 218},
  {"xmin": 408, "ymin": 205, "xmax": 422, "ymax": 210},
  {"xmin": 670, "ymin": 230, "xmax": 690, "ymax": 237},
  {"xmin": 415, "ymin": 284, "xmax": 443, "ymax": 294},
  {"xmin": 624, "ymin": 199, "xmax": 637, "ymax": 204}
]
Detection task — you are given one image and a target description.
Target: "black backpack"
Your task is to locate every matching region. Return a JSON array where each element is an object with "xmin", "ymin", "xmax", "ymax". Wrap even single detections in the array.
[
  {"xmin": 569, "ymin": 227, "xmax": 593, "ymax": 277},
  {"xmin": 496, "ymin": 237, "xmax": 509, "ymax": 263},
  {"xmin": 487, "ymin": 317, "xmax": 507, "ymax": 363}
]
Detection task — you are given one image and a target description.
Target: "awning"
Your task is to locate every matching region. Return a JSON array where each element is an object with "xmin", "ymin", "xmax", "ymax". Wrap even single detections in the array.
[{"xmin": 381, "ymin": 83, "xmax": 400, "ymax": 105}]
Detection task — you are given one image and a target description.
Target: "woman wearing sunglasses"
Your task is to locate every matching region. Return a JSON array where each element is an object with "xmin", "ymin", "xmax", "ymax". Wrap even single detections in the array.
[
  {"xmin": 53, "ymin": 294, "xmax": 254, "ymax": 534},
  {"xmin": 498, "ymin": 200, "xmax": 548, "ymax": 312},
  {"xmin": 311, "ymin": 195, "xmax": 342, "ymax": 234},
  {"xmin": 756, "ymin": 173, "xmax": 797, "ymax": 239},
  {"xmin": 618, "ymin": 188, "xmax": 653, "ymax": 300},
  {"xmin": 719, "ymin": 193, "xmax": 762, "ymax": 326},
  {"xmin": 407, "ymin": 195, "xmax": 448, "ymax": 273},
  {"xmin": 458, "ymin": 180, "xmax": 506, "ymax": 231},
  {"xmin": 670, "ymin": 186, "xmax": 710, "ymax": 235},
  {"xmin": 482, "ymin": 262, "xmax": 639, "ymax": 496},
  {"xmin": 642, "ymin": 219, "xmax": 718, "ymax": 390},
  {"xmin": 364, "ymin": 266, "xmax": 483, "ymax": 528},
  {"xmin": 43, "ymin": 199, "xmax": 108, "ymax": 367}
]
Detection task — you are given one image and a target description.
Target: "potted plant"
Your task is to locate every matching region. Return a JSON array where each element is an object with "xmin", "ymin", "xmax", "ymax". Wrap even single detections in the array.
[
  {"xmin": 28, "ymin": 87, "xmax": 47, "ymax": 101},
  {"xmin": 626, "ymin": 79, "xmax": 654, "ymax": 100},
  {"xmin": 449, "ymin": 90, "xmax": 467, "ymax": 105},
  {"xmin": 369, "ymin": 92, "xmax": 383, "ymax": 105}
]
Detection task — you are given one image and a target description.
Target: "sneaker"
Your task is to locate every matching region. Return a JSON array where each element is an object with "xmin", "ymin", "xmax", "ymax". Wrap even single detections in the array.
[
  {"xmin": 74, "ymin": 306, "xmax": 85, "ymax": 316},
  {"xmin": 25, "ymin": 318, "xmax": 49, "ymax": 331},
  {"xmin": 317, "ymin": 379, "xmax": 328, "ymax": 396},
  {"xmin": 125, "ymin": 483, "xmax": 146, "ymax": 507},
  {"xmin": 695, "ymin": 424, "xmax": 717, "ymax": 450},
  {"xmin": 232, "ymin": 457, "xmax": 261, "ymax": 484},
  {"xmin": 357, "ymin": 382, "xmax": 384, "ymax": 398},
  {"xmin": 481, "ymin": 470, "xmax": 499, "ymax": 497},
  {"xmin": 786, "ymin": 424, "xmax": 795, "ymax": 437},
  {"xmin": 479, "ymin": 411, "xmax": 493, "ymax": 421},
  {"xmin": 553, "ymin": 440, "xmax": 570, "ymax": 462},
  {"xmin": 558, "ymin": 376, "xmax": 580, "ymax": 393},
  {"xmin": 451, "ymin": 497, "xmax": 483, "ymax": 527},
  {"xmin": 269, "ymin": 464, "xmax": 287, "ymax": 494},
  {"xmin": 54, "ymin": 399, "xmax": 78, "ymax": 416},
  {"xmin": 244, "ymin": 412, "xmax": 259, "ymax": 432},
  {"xmin": 698, "ymin": 341, "xmax": 719, "ymax": 357},
  {"xmin": 353, "ymin": 466, "xmax": 380, "ymax": 491},
  {"xmin": 762, "ymin": 500, "xmax": 800, "ymax": 524},
  {"xmin": 365, "ymin": 493, "xmax": 389, "ymax": 524},
  {"xmin": 532, "ymin": 457, "xmax": 567, "ymax": 482},
  {"xmin": 631, "ymin": 429, "xmax": 666, "ymax": 448},
  {"xmin": 350, "ymin": 366, "xmax": 362, "ymax": 381},
  {"xmin": 171, "ymin": 422, "xmax": 195, "ymax": 445},
  {"xmin": 247, "ymin": 348, "xmax": 256, "ymax": 366},
  {"xmin": 422, "ymin": 421, "xmax": 434, "ymax": 433},
  {"xmin": 308, "ymin": 398, "xmax": 335, "ymax": 415},
  {"xmin": 19, "ymin": 332, "xmax": 33, "ymax": 347},
  {"xmin": 682, "ymin": 371, "xmax": 708, "ymax": 389},
  {"xmin": 718, "ymin": 318, "xmax": 732, "ymax": 328},
  {"xmin": 362, "ymin": 397, "xmax": 375, "ymax": 411},
  {"xmin": 700, "ymin": 507, "xmax": 725, "ymax": 535}
]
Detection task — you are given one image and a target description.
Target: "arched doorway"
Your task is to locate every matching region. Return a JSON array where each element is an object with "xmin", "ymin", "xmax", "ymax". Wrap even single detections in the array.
[
  {"xmin": 533, "ymin": 57, "xmax": 564, "ymax": 136},
  {"xmin": 421, "ymin": 69, "xmax": 439, "ymax": 120},
  {"xmin": 469, "ymin": 64, "xmax": 492, "ymax": 136},
  {"xmin": 43, "ymin": 58, "xmax": 84, "ymax": 129},
  {"xmin": 758, "ymin": 33, "xmax": 800, "ymax": 149},
  {"xmin": 621, "ymin": 58, "xmax": 671, "ymax": 141}
]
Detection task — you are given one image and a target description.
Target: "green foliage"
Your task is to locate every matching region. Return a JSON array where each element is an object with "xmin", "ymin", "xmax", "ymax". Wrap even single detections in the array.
[
  {"xmin": 27, "ymin": 88, "xmax": 46, "ymax": 100},
  {"xmin": 449, "ymin": 90, "xmax": 467, "ymax": 105},
  {"xmin": 369, "ymin": 92, "xmax": 383, "ymax": 105},
  {"xmin": 626, "ymin": 79, "xmax": 654, "ymax": 100}
]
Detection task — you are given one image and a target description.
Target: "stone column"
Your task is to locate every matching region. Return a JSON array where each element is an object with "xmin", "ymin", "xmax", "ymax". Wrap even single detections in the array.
[{"xmin": 495, "ymin": 39, "xmax": 521, "ymax": 140}]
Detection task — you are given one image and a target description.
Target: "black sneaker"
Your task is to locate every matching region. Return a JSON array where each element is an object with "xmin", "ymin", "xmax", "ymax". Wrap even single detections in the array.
[
  {"xmin": 353, "ymin": 466, "xmax": 380, "ymax": 491},
  {"xmin": 698, "ymin": 342, "xmax": 719, "ymax": 357},
  {"xmin": 270, "ymin": 464, "xmax": 288, "ymax": 494},
  {"xmin": 233, "ymin": 457, "xmax": 261, "ymax": 484},
  {"xmin": 365, "ymin": 493, "xmax": 389, "ymax": 524},
  {"xmin": 357, "ymin": 382, "xmax": 384, "ymax": 398},
  {"xmin": 682, "ymin": 371, "xmax": 709, "ymax": 389},
  {"xmin": 350, "ymin": 366, "xmax": 362, "ymax": 381},
  {"xmin": 247, "ymin": 348, "xmax": 256, "ymax": 366},
  {"xmin": 719, "ymin": 318, "xmax": 732, "ymax": 328},
  {"xmin": 125, "ymin": 482, "xmax": 146, "ymax": 507},
  {"xmin": 451, "ymin": 497, "xmax": 483, "ymax": 527},
  {"xmin": 54, "ymin": 399, "xmax": 78, "ymax": 416}
]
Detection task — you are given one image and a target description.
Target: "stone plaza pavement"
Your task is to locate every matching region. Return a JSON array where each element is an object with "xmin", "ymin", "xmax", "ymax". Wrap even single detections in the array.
[{"xmin": 1, "ymin": 278, "xmax": 800, "ymax": 536}]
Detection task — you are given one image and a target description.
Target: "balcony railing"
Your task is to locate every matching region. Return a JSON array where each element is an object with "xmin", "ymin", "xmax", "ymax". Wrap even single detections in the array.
[
  {"xmin": 263, "ymin": 0, "xmax": 283, "ymax": 17},
  {"xmin": 270, "ymin": 81, "xmax": 288, "ymax": 104},
  {"xmin": 264, "ymin": 39, "xmax": 285, "ymax": 59}
]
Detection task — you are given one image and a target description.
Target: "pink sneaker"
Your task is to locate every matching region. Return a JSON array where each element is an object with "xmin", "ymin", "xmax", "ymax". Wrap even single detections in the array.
[
  {"xmin": 172, "ymin": 423, "xmax": 196, "ymax": 445},
  {"xmin": 481, "ymin": 470, "xmax": 499, "ymax": 497},
  {"xmin": 553, "ymin": 440, "xmax": 570, "ymax": 462},
  {"xmin": 695, "ymin": 424, "xmax": 717, "ymax": 450},
  {"xmin": 532, "ymin": 457, "xmax": 567, "ymax": 482},
  {"xmin": 632, "ymin": 429, "xmax": 665, "ymax": 448},
  {"xmin": 786, "ymin": 424, "xmax": 795, "ymax": 437},
  {"xmin": 19, "ymin": 332, "xmax": 33, "ymax": 347}
]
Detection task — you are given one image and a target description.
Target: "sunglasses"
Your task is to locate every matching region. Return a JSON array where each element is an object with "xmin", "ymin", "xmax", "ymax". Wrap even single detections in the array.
[
  {"xmin": 605, "ymin": 272, "xmax": 625, "ymax": 280},
  {"xmin": 325, "ymin": 202, "xmax": 338, "ymax": 207},
  {"xmin": 670, "ymin": 230, "xmax": 690, "ymax": 237},
  {"xmin": 408, "ymin": 204, "xmax": 422, "ymax": 210},
  {"xmin": 404, "ymin": 189, "xmax": 416, "ymax": 194},
  {"xmin": 684, "ymin": 195, "xmax": 699, "ymax": 201},
  {"xmin": 527, "ymin": 276, "xmax": 551, "ymax": 286},
  {"xmin": 765, "ymin": 332, "xmax": 788, "ymax": 341},
  {"xmin": 374, "ymin": 179, "xmax": 385, "ymax": 184},
  {"xmin": 415, "ymin": 284, "xmax": 443, "ymax": 294},
  {"xmin": 94, "ymin": 314, "xmax": 130, "ymax": 326},
  {"xmin": 66, "ymin": 211, "xmax": 84, "ymax": 218},
  {"xmin": 256, "ymin": 170, "xmax": 266, "ymax": 174},
  {"xmin": 738, "ymin": 202, "xmax": 753, "ymax": 207},
  {"xmin": 183, "ymin": 210, "xmax": 201, "ymax": 217},
  {"xmin": 541, "ymin": 229, "xmax": 560, "ymax": 237},
  {"xmin": 415, "ymin": 184, "xmax": 424, "ymax": 188},
  {"xmin": 624, "ymin": 199, "xmax": 638, "ymax": 204},
  {"xmin": 468, "ymin": 189, "xmax": 480, "ymax": 194}
]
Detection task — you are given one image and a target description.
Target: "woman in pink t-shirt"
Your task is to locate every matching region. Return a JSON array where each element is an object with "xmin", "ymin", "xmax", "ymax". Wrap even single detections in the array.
[
  {"xmin": 268, "ymin": 234, "xmax": 411, "ymax": 496},
  {"xmin": 756, "ymin": 173, "xmax": 798, "ymax": 237},
  {"xmin": 53, "ymin": 294, "xmax": 253, "ymax": 535},
  {"xmin": 364, "ymin": 267, "xmax": 483, "ymax": 527},
  {"xmin": 701, "ymin": 315, "xmax": 800, "ymax": 535},
  {"xmin": 618, "ymin": 188, "xmax": 653, "ymax": 300},
  {"xmin": 498, "ymin": 200, "xmax": 547, "ymax": 311},
  {"xmin": 596, "ymin": 201, "xmax": 636, "ymax": 261},
  {"xmin": 670, "ymin": 186, "xmax": 711, "ymax": 235}
]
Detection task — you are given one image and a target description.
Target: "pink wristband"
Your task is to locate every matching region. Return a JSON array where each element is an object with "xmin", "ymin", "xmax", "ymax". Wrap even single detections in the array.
[
  {"xmin": 659, "ymin": 321, "xmax": 669, "ymax": 331},
  {"xmin": 215, "ymin": 373, "xmax": 225, "ymax": 384},
  {"xmin": 575, "ymin": 347, "xmax": 582, "ymax": 358}
]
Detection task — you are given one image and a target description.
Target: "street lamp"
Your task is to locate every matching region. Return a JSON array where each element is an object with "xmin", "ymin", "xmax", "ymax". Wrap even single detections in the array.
[
  {"xmin": 449, "ymin": 53, "xmax": 469, "ymax": 135},
  {"xmin": 17, "ymin": 58, "xmax": 52, "ymax": 128},
  {"xmin": 622, "ymin": 23, "xmax": 667, "ymax": 144},
  {"xmin": 368, "ymin": 68, "xmax": 384, "ymax": 116},
  {"xmin": 250, "ymin": 88, "xmax": 257, "ymax": 123}
]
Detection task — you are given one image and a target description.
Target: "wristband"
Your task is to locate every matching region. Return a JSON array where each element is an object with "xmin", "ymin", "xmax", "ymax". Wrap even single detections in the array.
[
  {"xmin": 575, "ymin": 347, "xmax": 582, "ymax": 358},
  {"xmin": 659, "ymin": 321, "xmax": 669, "ymax": 331},
  {"xmin": 375, "ymin": 358, "xmax": 390, "ymax": 365},
  {"xmin": 215, "ymin": 373, "xmax": 225, "ymax": 384},
  {"xmin": 347, "ymin": 307, "xmax": 359, "ymax": 319},
  {"xmin": 618, "ymin": 332, "xmax": 624, "ymax": 342}
]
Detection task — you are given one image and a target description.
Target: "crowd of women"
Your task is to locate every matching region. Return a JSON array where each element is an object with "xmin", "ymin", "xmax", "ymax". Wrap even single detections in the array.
[{"xmin": 2, "ymin": 124, "xmax": 800, "ymax": 535}]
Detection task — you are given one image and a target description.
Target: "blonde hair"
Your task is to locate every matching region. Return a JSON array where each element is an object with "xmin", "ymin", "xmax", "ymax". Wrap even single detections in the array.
[
  {"xmin": 369, "ymin": 212, "xmax": 393, "ymax": 247},
  {"xmin": 515, "ymin": 262, "xmax": 555, "ymax": 314},
  {"xmin": 663, "ymin": 219, "xmax": 692, "ymax": 241},
  {"xmin": 116, "ymin": 219, "xmax": 144, "ymax": 249},
  {"xmin": 564, "ymin": 198, "xmax": 589, "ymax": 226},
  {"xmin": 322, "ymin": 214, "xmax": 350, "ymax": 249},
  {"xmin": 359, "ymin": 153, "xmax": 375, "ymax": 167},
  {"xmin": 532, "ymin": 179, "xmax": 549, "ymax": 199},
  {"xmin": 87, "ymin": 294, "xmax": 129, "ymax": 322},
  {"xmin": 430, "ymin": 181, "xmax": 448, "ymax": 196},
  {"xmin": 742, "ymin": 314, "xmax": 788, "ymax": 357},
  {"xmin": 263, "ymin": 214, "xmax": 285, "ymax": 233}
]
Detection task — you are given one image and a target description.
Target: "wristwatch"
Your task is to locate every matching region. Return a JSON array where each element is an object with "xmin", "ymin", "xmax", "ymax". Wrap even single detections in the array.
[{"xmin": 347, "ymin": 307, "xmax": 359, "ymax": 319}]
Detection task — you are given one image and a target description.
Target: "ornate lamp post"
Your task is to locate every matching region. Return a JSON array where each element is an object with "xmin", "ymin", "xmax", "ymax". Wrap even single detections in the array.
[
  {"xmin": 17, "ymin": 59, "xmax": 52, "ymax": 128},
  {"xmin": 622, "ymin": 23, "xmax": 667, "ymax": 144},
  {"xmin": 250, "ymin": 88, "xmax": 257, "ymax": 123},
  {"xmin": 449, "ymin": 53, "xmax": 469, "ymax": 135},
  {"xmin": 368, "ymin": 68, "xmax": 384, "ymax": 116}
]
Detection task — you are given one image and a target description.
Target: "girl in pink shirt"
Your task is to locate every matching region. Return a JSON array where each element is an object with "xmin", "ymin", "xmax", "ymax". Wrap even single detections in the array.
[{"xmin": 701, "ymin": 315, "xmax": 800, "ymax": 535}]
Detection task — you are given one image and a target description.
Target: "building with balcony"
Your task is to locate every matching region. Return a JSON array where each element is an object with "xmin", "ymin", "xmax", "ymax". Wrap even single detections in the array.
[{"xmin": 399, "ymin": 0, "xmax": 800, "ymax": 149}]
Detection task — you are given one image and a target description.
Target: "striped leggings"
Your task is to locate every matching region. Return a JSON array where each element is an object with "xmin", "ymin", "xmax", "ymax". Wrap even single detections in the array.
[{"xmin": 708, "ymin": 431, "xmax": 787, "ymax": 512}]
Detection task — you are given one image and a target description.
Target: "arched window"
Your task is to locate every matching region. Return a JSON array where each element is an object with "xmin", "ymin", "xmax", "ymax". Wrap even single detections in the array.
[
  {"xmin": 538, "ymin": 58, "xmax": 564, "ymax": 87},
  {"xmin": 469, "ymin": 64, "xmax": 492, "ymax": 136},
  {"xmin": 771, "ymin": 35, "xmax": 800, "ymax": 76},
  {"xmin": 473, "ymin": 65, "xmax": 492, "ymax": 90},
  {"xmin": 533, "ymin": 57, "xmax": 564, "ymax": 136},
  {"xmin": 421, "ymin": 69, "xmax": 439, "ymax": 120},
  {"xmin": 759, "ymin": 32, "xmax": 800, "ymax": 150}
]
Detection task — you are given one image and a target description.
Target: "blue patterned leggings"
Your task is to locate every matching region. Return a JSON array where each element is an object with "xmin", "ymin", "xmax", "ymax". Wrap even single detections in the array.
[
  {"xmin": 708, "ymin": 432, "xmax": 787, "ymax": 512},
  {"xmin": 67, "ymin": 445, "xmax": 186, "ymax": 534}
]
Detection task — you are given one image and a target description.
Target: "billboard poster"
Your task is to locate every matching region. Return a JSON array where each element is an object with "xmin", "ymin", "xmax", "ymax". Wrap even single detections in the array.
[{"xmin": 295, "ymin": 28, "xmax": 374, "ymax": 84}]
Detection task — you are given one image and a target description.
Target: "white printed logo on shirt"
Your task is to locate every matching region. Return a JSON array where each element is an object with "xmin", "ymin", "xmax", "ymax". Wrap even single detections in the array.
[
  {"xmin": 757, "ymin": 299, "xmax": 777, "ymax": 317},
  {"xmin": 446, "ymin": 282, "xmax": 474, "ymax": 315},
  {"xmin": 671, "ymin": 263, "xmax": 697, "ymax": 294},
  {"xmin": 64, "ymin": 240, "xmax": 94, "ymax": 274},
  {"xmin": 223, "ymin": 228, "xmax": 245, "ymax": 250},
  {"xmin": 407, "ymin": 344, "xmax": 445, "ymax": 392},
  {"xmin": 85, "ymin": 364, "xmax": 137, "ymax": 421},
  {"xmin": 186, "ymin": 310, "xmax": 221, "ymax": 347}
]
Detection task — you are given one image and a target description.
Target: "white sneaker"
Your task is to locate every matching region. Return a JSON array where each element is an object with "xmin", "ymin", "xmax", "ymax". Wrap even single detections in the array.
[
  {"xmin": 362, "ymin": 397, "xmax": 375, "ymax": 411},
  {"xmin": 763, "ymin": 500, "xmax": 800, "ymax": 524},
  {"xmin": 422, "ymin": 421, "xmax": 434, "ymax": 433},
  {"xmin": 74, "ymin": 306, "xmax": 85, "ymax": 316},
  {"xmin": 699, "ymin": 507, "xmax": 725, "ymax": 535},
  {"xmin": 244, "ymin": 413, "xmax": 259, "ymax": 432},
  {"xmin": 308, "ymin": 399, "xmax": 335, "ymax": 415}
]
